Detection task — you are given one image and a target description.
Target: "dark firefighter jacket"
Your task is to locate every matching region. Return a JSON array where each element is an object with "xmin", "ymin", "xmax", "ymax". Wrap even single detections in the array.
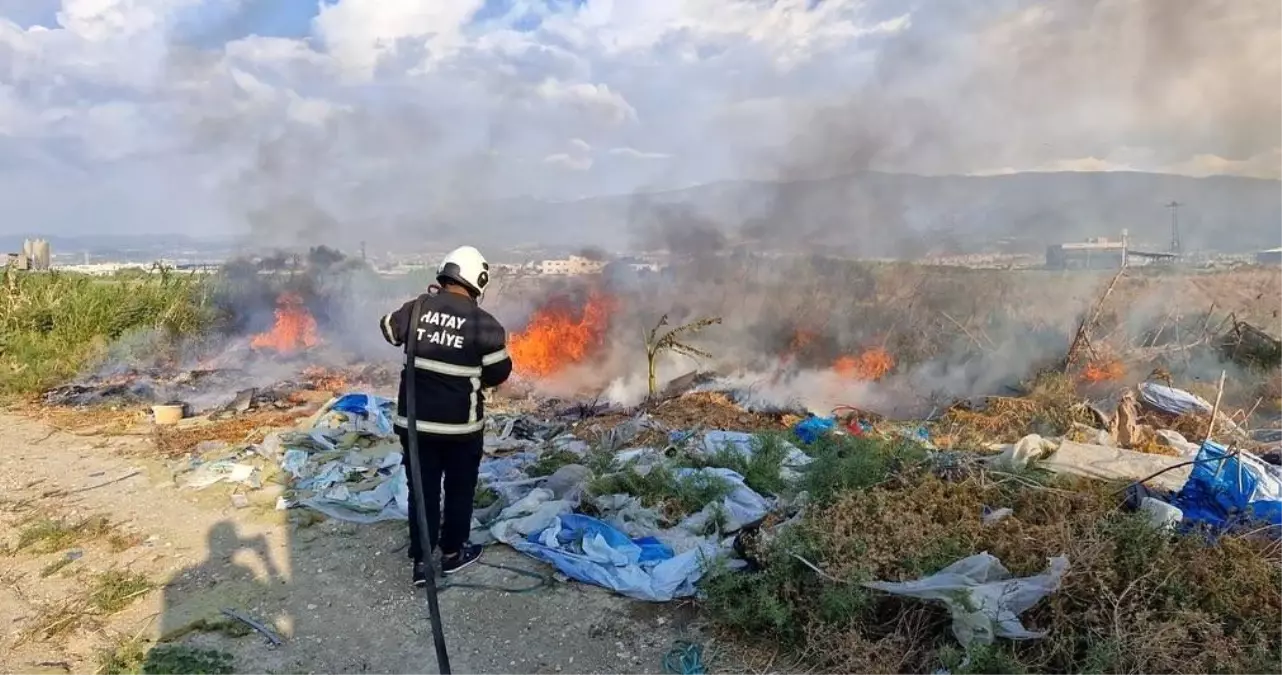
[{"xmin": 379, "ymin": 289, "xmax": 513, "ymax": 436}]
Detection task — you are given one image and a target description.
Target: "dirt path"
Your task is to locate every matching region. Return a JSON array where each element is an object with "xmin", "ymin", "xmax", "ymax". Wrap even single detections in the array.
[{"xmin": 0, "ymin": 412, "xmax": 718, "ymax": 674}]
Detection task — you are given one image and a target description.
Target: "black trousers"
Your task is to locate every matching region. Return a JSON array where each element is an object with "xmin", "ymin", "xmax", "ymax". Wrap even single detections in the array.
[{"xmin": 396, "ymin": 428, "xmax": 484, "ymax": 561}]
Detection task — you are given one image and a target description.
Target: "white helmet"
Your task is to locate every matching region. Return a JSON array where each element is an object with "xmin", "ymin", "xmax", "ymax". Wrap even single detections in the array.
[{"xmin": 437, "ymin": 245, "xmax": 490, "ymax": 297}]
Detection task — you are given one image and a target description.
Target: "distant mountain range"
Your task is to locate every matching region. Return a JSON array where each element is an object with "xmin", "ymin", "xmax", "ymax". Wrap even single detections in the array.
[
  {"xmin": 0, "ymin": 233, "xmax": 234, "ymax": 257},
  {"xmin": 441, "ymin": 171, "xmax": 1282, "ymax": 256},
  {"xmin": 10, "ymin": 171, "xmax": 1280, "ymax": 257}
]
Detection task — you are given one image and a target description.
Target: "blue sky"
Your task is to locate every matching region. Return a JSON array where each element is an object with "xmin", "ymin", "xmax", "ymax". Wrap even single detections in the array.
[{"xmin": 0, "ymin": 0, "xmax": 1275, "ymax": 239}]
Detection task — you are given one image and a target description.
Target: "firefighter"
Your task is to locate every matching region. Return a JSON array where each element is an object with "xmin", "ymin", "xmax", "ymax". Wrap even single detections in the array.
[{"xmin": 379, "ymin": 245, "xmax": 512, "ymax": 585}]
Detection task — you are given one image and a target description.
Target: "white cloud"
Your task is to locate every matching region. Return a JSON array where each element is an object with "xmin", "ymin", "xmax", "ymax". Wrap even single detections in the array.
[
  {"xmin": 534, "ymin": 78, "xmax": 637, "ymax": 125},
  {"xmin": 543, "ymin": 152, "xmax": 592, "ymax": 171},
  {"xmin": 0, "ymin": 0, "xmax": 1274, "ymax": 238},
  {"xmin": 608, "ymin": 146, "xmax": 670, "ymax": 160}
]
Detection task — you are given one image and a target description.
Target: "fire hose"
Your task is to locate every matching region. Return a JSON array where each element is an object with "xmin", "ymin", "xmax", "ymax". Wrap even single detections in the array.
[
  {"xmin": 400, "ymin": 292, "xmax": 551, "ymax": 674},
  {"xmin": 402, "ymin": 294, "xmax": 453, "ymax": 674}
]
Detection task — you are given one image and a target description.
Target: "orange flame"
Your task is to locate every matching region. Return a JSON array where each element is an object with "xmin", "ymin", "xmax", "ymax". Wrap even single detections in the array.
[
  {"xmin": 832, "ymin": 347, "xmax": 895, "ymax": 381},
  {"xmin": 1081, "ymin": 358, "xmax": 1126, "ymax": 383},
  {"xmin": 788, "ymin": 329, "xmax": 818, "ymax": 356},
  {"xmin": 302, "ymin": 366, "xmax": 347, "ymax": 391},
  {"xmin": 251, "ymin": 292, "xmax": 319, "ymax": 354},
  {"xmin": 509, "ymin": 291, "xmax": 615, "ymax": 378}
]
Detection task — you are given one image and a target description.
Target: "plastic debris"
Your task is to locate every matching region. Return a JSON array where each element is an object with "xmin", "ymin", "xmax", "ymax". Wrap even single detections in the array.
[
  {"xmin": 265, "ymin": 391, "xmax": 794, "ymax": 599},
  {"xmin": 864, "ymin": 552, "xmax": 1069, "ymax": 647},
  {"xmin": 700, "ymin": 431, "xmax": 813, "ymax": 472},
  {"xmin": 512, "ymin": 513, "xmax": 718, "ymax": 602},
  {"xmin": 1138, "ymin": 382, "xmax": 1213, "ymax": 417},
  {"xmin": 1138, "ymin": 497, "xmax": 1182, "ymax": 530},
  {"xmin": 1174, "ymin": 441, "xmax": 1282, "ymax": 530},
  {"xmin": 793, "ymin": 416, "xmax": 836, "ymax": 444},
  {"xmin": 181, "ymin": 461, "xmax": 257, "ymax": 489},
  {"xmin": 272, "ymin": 393, "xmax": 410, "ymax": 523},
  {"xmin": 993, "ymin": 435, "xmax": 1192, "ymax": 492},
  {"xmin": 981, "ymin": 507, "xmax": 1013, "ymax": 526}
]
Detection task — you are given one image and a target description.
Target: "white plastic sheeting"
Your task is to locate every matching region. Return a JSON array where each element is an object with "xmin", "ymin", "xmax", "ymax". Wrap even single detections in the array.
[
  {"xmin": 992, "ymin": 434, "xmax": 1192, "ymax": 492},
  {"xmin": 865, "ymin": 552, "xmax": 1069, "ymax": 647},
  {"xmin": 271, "ymin": 396, "xmax": 793, "ymax": 600}
]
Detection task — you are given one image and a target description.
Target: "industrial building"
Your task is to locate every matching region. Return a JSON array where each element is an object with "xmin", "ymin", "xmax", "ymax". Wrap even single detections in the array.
[
  {"xmin": 1257, "ymin": 248, "xmax": 1282, "ymax": 265},
  {"xmin": 5, "ymin": 238, "xmax": 51, "ymax": 270},
  {"xmin": 1045, "ymin": 233, "xmax": 1129, "ymax": 269},
  {"xmin": 535, "ymin": 255, "xmax": 607, "ymax": 276}
]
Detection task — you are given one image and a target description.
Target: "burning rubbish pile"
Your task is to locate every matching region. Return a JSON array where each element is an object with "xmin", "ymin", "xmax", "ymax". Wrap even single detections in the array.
[
  {"xmin": 168, "ymin": 363, "xmax": 1281, "ymax": 672},
  {"xmin": 150, "ymin": 265, "xmax": 1281, "ymax": 673},
  {"xmin": 19, "ymin": 256, "xmax": 1282, "ymax": 672},
  {"xmin": 507, "ymin": 289, "xmax": 616, "ymax": 379},
  {"xmin": 39, "ymin": 257, "xmax": 400, "ymax": 414},
  {"xmin": 249, "ymin": 292, "xmax": 320, "ymax": 355}
]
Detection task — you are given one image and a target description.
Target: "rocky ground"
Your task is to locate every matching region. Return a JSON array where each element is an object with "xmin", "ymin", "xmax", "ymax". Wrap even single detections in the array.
[{"xmin": 0, "ymin": 411, "xmax": 730, "ymax": 675}]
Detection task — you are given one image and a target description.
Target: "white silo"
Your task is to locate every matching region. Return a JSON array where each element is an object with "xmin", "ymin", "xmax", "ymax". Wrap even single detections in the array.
[
  {"xmin": 22, "ymin": 239, "xmax": 33, "ymax": 262},
  {"xmin": 34, "ymin": 238, "xmax": 50, "ymax": 268},
  {"xmin": 33, "ymin": 239, "xmax": 50, "ymax": 270}
]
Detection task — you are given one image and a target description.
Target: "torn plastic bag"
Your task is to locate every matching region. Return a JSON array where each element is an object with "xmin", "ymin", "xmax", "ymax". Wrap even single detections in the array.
[
  {"xmin": 701, "ymin": 431, "xmax": 813, "ymax": 470},
  {"xmin": 512, "ymin": 513, "xmax": 719, "ymax": 602},
  {"xmin": 589, "ymin": 493, "xmax": 664, "ymax": 539},
  {"xmin": 864, "ymin": 552, "xmax": 1069, "ymax": 647},
  {"xmin": 314, "ymin": 392, "xmax": 395, "ymax": 437},
  {"xmin": 181, "ymin": 461, "xmax": 257, "ymax": 489},
  {"xmin": 1138, "ymin": 382, "xmax": 1212, "ymax": 416},
  {"xmin": 1137, "ymin": 383, "xmax": 1246, "ymax": 438},
  {"xmin": 1174, "ymin": 441, "xmax": 1282, "ymax": 530},
  {"xmin": 489, "ymin": 488, "xmax": 575, "ymax": 545},
  {"xmin": 993, "ymin": 435, "xmax": 1191, "ymax": 492},
  {"xmin": 674, "ymin": 467, "xmax": 771, "ymax": 533},
  {"xmin": 300, "ymin": 465, "xmax": 409, "ymax": 524},
  {"xmin": 792, "ymin": 416, "xmax": 836, "ymax": 444}
]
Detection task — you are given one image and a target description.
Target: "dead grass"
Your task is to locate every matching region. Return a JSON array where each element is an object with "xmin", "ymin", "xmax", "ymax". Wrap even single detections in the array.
[
  {"xmin": 703, "ymin": 460, "xmax": 1282, "ymax": 674},
  {"xmin": 39, "ymin": 556, "xmax": 75, "ymax": 578},
  {"xmin": 149, "ymin": 409, "xmax": 310, "ymax": 457},
  {"xmin": 19, "ymin": 598, "xmax": 95, "ymax": 643},
  {"xmin": 8, "ymin": 514, "xmax": 114, "ymax": 555},
  {"xmin": 17, "ymin": 570, "xmax": 153, "ymax": 647},
  {"xmin": 108, "ymin": 531, "xmax": 146, "ymax": 553},
  {"xmin": 88, "ymin": 570, "xmax": 154, "ymax": 613},
  {"xmin": 12, "ymin": 398, "xmax": 146, "ymax": 435},
  {"xmin": 935, "ymin": 372, "xmax": 1096, "ymax": 449},
  {"xmin": 579, "ymin": 391, "xmax": 792, "ymax": 448}
]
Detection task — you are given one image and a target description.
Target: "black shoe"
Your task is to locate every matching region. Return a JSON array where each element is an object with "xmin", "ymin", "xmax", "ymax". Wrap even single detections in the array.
[
  {"xmin": 412, "ymin": 561, "xmax": 428, "ymax": 587},
  {"xmin": 440, "ymin": 543, "xmax": 482, "ymax": 575}
]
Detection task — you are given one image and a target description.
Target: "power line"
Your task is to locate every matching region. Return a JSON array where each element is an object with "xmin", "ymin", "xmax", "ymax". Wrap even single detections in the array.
[{"xmin": 1165, "ymin": 201, "xmax": 1182, "ymax": 254}]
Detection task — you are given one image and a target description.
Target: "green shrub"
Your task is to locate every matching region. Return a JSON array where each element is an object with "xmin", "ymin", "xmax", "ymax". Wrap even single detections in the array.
[{"xmin": 0, "ymin": 269, "xmax": 214, "ymax": 396}]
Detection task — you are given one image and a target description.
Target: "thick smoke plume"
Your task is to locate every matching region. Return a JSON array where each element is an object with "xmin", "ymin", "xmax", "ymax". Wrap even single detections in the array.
[
  {"xmin": 498, "ymin": 261, "xmax": 1281, "ymax": 418},
  {"xmin": 87, "ymin": 0, "xmax": 1268, "ymax": 255}
]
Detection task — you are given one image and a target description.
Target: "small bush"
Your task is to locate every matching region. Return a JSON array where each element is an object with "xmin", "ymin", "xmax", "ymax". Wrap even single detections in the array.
[
  {"xmin": 687, "ymin": 432, "xmax": 792, "ymax": 496},
  {"xmin": 589, "ymin": 464, "xmax": 734, "ymax": 521},
  {"xmin": 98, "ymin": 640, "xmax": 238, "ymax": 675},
  {"xmin": 526, "ymin": 449, "xmax": 582, "ymax": 478},
  {"xmin": 473, "ymin": 485, "xmax": 498, "ymax": 509},
  {"xmin": 799, "ymin": 433, "xmax": 929, "ymax": 503},
  {"xmin": 141, "ymin": 645, "xmax": 235, "ymax": 675}
]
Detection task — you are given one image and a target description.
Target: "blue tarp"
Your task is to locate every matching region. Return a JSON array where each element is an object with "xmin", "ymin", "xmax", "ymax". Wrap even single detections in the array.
[
  {"xmin": 512, "ymin": 514, "xmax": 715, "ymax": 602},
  {"xmin": 329, "ymin": 393, "xmax": 394, "ymax": 435},
  {"xmin": 793, "ymin": 416, "xmax": 836, "ymax": 444},
  {"xmin": 1174, "ymin": 441, "xmax": 1282, "ymax": 530}
]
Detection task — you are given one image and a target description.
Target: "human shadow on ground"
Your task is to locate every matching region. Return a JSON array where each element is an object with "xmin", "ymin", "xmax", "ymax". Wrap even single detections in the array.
[{"xmin": 156, "ymin": 521, "xmax": 287, "ymax": 647}]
